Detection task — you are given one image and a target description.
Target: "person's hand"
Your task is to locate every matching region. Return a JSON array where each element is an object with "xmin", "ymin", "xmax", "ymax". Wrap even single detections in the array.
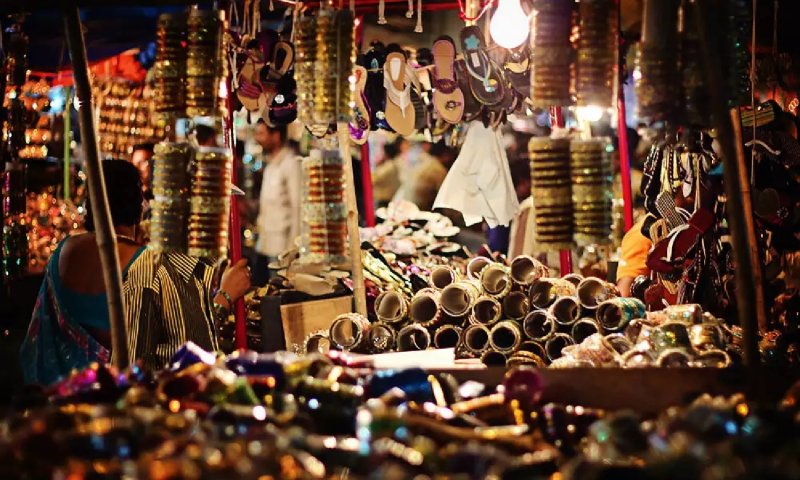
[{"xmin": 218, "ymin": 258, "xmax": 252, "ymax": 306}]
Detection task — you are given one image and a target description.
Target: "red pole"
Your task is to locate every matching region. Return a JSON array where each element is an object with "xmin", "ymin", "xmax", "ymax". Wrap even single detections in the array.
[
  {"xmin": 223, "ymin": 81, "xmax": 247, "ymax": 351},
  {"xmin": 618, "ymin": 92, "xmax": 634, "ymax": 232},
  {"xmin": 361, "ymin": 142, "xmax": 375, "ymax": 227},
  {"xmin": 550, "ymin": 106, "xmax": 573, "ymax": 275},
  {"xmin": 616, "ymin": 0, "xmax": 634, "ymax": 232}
]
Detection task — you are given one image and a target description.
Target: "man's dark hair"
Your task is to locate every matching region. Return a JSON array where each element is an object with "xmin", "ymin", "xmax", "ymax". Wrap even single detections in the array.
[
  {"xmin": 195, "ymin": 124, "xmax": 216, "ymax": 146},
  {"xmin": 256, "ymin": 119, "xmax": 288, "ymax": 143},
  {"xmin": 84, "ymin": 160, "xmax": 144, "ymax": 232},
  {"xmin": 132, "ymin": 143, "xmax": 155, "ymax": 154}
]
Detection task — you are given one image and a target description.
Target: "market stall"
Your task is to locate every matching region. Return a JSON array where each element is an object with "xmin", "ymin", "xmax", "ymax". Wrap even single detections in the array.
[{"xmin": 3, "ymin": 0, "xmax": 800, "ymax": 476}]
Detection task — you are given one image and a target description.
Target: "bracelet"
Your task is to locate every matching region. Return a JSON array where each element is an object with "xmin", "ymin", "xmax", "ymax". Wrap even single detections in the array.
[
  {"xmin": 213, "ymin": 301, "xmax": 230, "ymax": 321},
  {"xmin": 217, "ymin": 289, "xmax": 234, "ymax": 310}
]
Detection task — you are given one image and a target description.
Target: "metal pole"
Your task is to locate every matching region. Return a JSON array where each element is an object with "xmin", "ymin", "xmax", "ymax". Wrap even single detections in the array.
[
  {"xmin": 693, "ymin": 0, "xmax": 762, "ymax": 366},
  {"xmin": 64, "ymin": 6, "xmax": 129, "ymax": 368}
]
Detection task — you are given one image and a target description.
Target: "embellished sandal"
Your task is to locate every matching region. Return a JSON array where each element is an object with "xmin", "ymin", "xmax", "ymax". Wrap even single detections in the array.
[
  {"xmin": 454, "ymin": 59, "xmax": 484, "ymax": 122},
  {"xmin": 349, "ymin": 65, "xmax": 371, "ymax": 145},
  {"xmin": 264, "ymin": 41, "xmax": 297, "ymax": 126},
  {"xmin": 459, "ymin": 26, "xmax": 505, "ymax": 106},
  {"xmin": 504, "ymin": 45, "xmax": 531, "ymax": 99},
  {"xmin": 363, "ymin": 42, "xmax": 392, "ymax": 131},
  {"xmin": 431, "ymin": 36, "xmax": 464, "ymax": 125},
  {"xmin": 384, "ymin": 51, "xmax": 418, "ymax": 137},
  {"xmin": 237, "ymin": 56, "xmax": 267, "ymax": 112}
]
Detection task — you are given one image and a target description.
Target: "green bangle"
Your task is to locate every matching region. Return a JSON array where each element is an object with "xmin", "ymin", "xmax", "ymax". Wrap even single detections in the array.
[{"xmin": 218, "ymin": 289, "xmax": 234, "ymax": 309}]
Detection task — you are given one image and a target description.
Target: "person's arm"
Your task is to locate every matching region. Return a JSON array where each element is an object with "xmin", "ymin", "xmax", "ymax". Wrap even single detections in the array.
[
  {"xmin": 285, "ymin": 157, "xmax": 303, "ymax": 249},
  {"xmin": 213, "ymin": 258, "xmax": 251, "ymax": 315},
  {"xmin": 616, "ymin": 222, "xmax": 652, "ymax": 297}
]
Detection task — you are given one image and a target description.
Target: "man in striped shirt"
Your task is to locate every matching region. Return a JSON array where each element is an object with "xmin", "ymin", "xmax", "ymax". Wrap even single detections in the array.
[{"xmin": 123, "ymin": 250, "xmax": 251, "ymax": 369}]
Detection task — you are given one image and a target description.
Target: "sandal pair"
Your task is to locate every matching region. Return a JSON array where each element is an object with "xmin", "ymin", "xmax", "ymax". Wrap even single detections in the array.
[{"xmin": 236, "ymin": 38, "xmax": 297, "ymax": 126}]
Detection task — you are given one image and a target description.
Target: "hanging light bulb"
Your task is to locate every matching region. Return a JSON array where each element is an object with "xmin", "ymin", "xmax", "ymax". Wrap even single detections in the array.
[{"xmin": 489, "ymin": 0, "xmax": 530, "ymax": 49}]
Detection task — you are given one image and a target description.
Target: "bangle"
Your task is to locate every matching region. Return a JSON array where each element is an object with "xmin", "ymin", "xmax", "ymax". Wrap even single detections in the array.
[
  {"xmin": 217, "ymin": 289, "xmax": 234, "ymax": 309},
  {"xmin": 213, "ymin": 301, "xmax": 231, "ymax": 322}
]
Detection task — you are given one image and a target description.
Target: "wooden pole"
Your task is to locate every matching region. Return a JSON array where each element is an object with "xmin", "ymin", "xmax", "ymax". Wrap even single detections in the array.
[
  {"xmin": 693, "ymin": 0, "xmax": 762, "ymax": 366},
  {"xmin": 338, "ymin": 124, "xmax": 368, "ymax": 316},
  {"xmin": 64, "ymin": 6, "xmax": 129, "ymax": 368}
]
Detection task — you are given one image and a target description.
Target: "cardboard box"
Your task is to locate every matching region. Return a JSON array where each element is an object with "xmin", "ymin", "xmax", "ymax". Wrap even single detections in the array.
[{"xmin": 260, "ymin": 293, "xmax": 353, "ymax": 352}]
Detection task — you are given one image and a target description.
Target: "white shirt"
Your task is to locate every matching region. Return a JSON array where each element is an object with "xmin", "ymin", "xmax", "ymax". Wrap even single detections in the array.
[{"xmin": 256, "ymin": 147, "xmax": 302, "ymax": 257}]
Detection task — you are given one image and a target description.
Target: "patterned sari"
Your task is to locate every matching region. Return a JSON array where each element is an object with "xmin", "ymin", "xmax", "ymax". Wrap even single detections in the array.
[{"xmin": 19, "ymin": 261, "xmax": 111, "ymax": 386}]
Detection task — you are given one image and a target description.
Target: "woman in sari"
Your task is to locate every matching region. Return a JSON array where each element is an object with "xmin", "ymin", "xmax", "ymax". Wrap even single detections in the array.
[{"xmin": 20, "ymin": 160, "xmax": 147, "ymax": 386}]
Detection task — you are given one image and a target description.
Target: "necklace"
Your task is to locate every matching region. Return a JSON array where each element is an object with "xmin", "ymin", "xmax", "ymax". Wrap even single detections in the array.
[{"xmin": 116, "ymin": 234, "xmax": 139, "ymax": 244}]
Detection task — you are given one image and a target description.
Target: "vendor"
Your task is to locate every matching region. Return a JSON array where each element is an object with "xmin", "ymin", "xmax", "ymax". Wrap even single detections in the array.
[
  {"xmin": 123, "ymin": 253, "xmax": 251, "ymax": 370},
  {"xmin": 616, "ymin": 217, "xmax": 652, "ymax": 297}
]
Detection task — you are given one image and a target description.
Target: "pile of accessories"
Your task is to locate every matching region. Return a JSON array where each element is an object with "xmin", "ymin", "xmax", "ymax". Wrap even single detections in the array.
[{"xmin": 2, "ymin": 343, "xmax": 799, "ymax": 479}]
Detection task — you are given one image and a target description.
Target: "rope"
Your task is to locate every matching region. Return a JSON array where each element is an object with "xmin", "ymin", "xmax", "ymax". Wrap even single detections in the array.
[{"xmin": 456, "ymin": 0, "xmax": 495, "ymax": 22}]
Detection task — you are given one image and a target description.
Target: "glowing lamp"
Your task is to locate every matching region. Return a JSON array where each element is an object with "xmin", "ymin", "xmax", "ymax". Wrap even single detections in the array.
[{"xmin": 489, "ymin": 0, "xmax": 530, "ymax": 49}]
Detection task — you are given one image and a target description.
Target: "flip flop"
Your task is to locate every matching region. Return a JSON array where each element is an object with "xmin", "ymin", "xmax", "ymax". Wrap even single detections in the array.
[
  {"xmin": 459, "ymin": 26, "xmax": 505, "ymax": 106},
  {"xmin": 432, "ymin": 36, "xmax": 465, "ymax": 125},
  {"xmin": 384, "ymin": 52, "xmax": 417, "ymax": 137},
  {"xmin": 363, "ymin": 43, "xmax": 392, "ymax": 131},
  {"xmin": 267, "ymin": 73, "xmax": 297, "ymax": 126},
  {"xmin": 504, "ymin": 45, "xmax": 531, "ymax": 99},
  {"xmin": 349, "ymin": 65, "xmax": 371, "ymax": 145},
  {"xmin": 454, "ymin": 59, "xmax": 484, "ymax": 122}
]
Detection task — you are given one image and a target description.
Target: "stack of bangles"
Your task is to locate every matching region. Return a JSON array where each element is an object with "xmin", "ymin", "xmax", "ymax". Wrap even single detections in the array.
[
  {"xmin": 212, "ymin": 288, "xmax": 234, "ymax": 321},
  {"xmin": 301, "ymin": 149, "xmax": 348, "ymax": 264}
]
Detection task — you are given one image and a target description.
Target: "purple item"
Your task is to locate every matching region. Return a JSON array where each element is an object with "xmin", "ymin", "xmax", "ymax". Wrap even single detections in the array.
[{"xmin": 168, "ymin": 342, "xmax": 217, "ymax": 372}]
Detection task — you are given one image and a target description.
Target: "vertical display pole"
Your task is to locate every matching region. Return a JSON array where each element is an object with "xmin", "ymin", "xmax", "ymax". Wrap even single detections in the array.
[
  {"xmin": 339, "ymin": 125, "xmax": 368, "ymax": 316},
  {"xmin": 361, "ymin": 143, "xmax": 376, "ymax": 227},
  {"xmin": 617, "ymin": 94, "xmax": 634, "ymax": 231},
  {"xmin": 223, "ymin": 81, "xmax": 248, "ymax": 351},
  {"xmin": 550, "ymin": 106, "xmax": 573, "ymax": 275},
  {"xmin": 616, "ymin": 0, "xmax": 634, "ymax": 232},
  {"xmin": 64, "ymin": 87, "xmax": 72, "ymax": 201},
  {"xmin": 65, "ymin": 6, "xmax": 128, "ymax": 368}
]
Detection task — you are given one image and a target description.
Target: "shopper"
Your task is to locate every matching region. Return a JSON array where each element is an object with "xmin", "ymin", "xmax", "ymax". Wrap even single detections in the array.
[
  {"xmin": 407, "ymin": 141, "xmax": 456, "ymax": 212},
  {"xmin": 131, "ymin": 143, "xmax": 155, "ymax": 200},
  {"xmin": 372, "ymin": 138, "xmax": 405, "ymax": 207},
  {"xmin": 20, "ymin": 160, "xmax": 147, "ymax": 386},
  {"xmin": 252, "ymin": 120, "xmax": 301, "ymax": 286}
]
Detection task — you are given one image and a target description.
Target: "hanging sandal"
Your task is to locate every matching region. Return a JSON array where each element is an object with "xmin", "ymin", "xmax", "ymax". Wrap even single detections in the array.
[
  {"xmin": 237, "ymin": 56, "xmax": 267, "ymax": 112},
  {"xmin": 384, "ymin": 51, "xmax": 418, "ymax": 137},
  {"xmin": 504, "ymin": 45, "xmax": 531, "ymax": 99},
  {"xmin": 363, "ymin": 43, "xmax": 392, "ymax": 131},
  {"xmin": 459, "ymin": 26, "xmax": 505, "ymax": 106},
  {"xmin": 454, "ymin": 58, "xmax": 483, "ymax": 122},
  {"xmin": 431, "ymin": 36, "xmax": 464, "ymax": 125},
  {"xmin": 349, "ymin": 65, "xmax": 371, "ymax": 145}
]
